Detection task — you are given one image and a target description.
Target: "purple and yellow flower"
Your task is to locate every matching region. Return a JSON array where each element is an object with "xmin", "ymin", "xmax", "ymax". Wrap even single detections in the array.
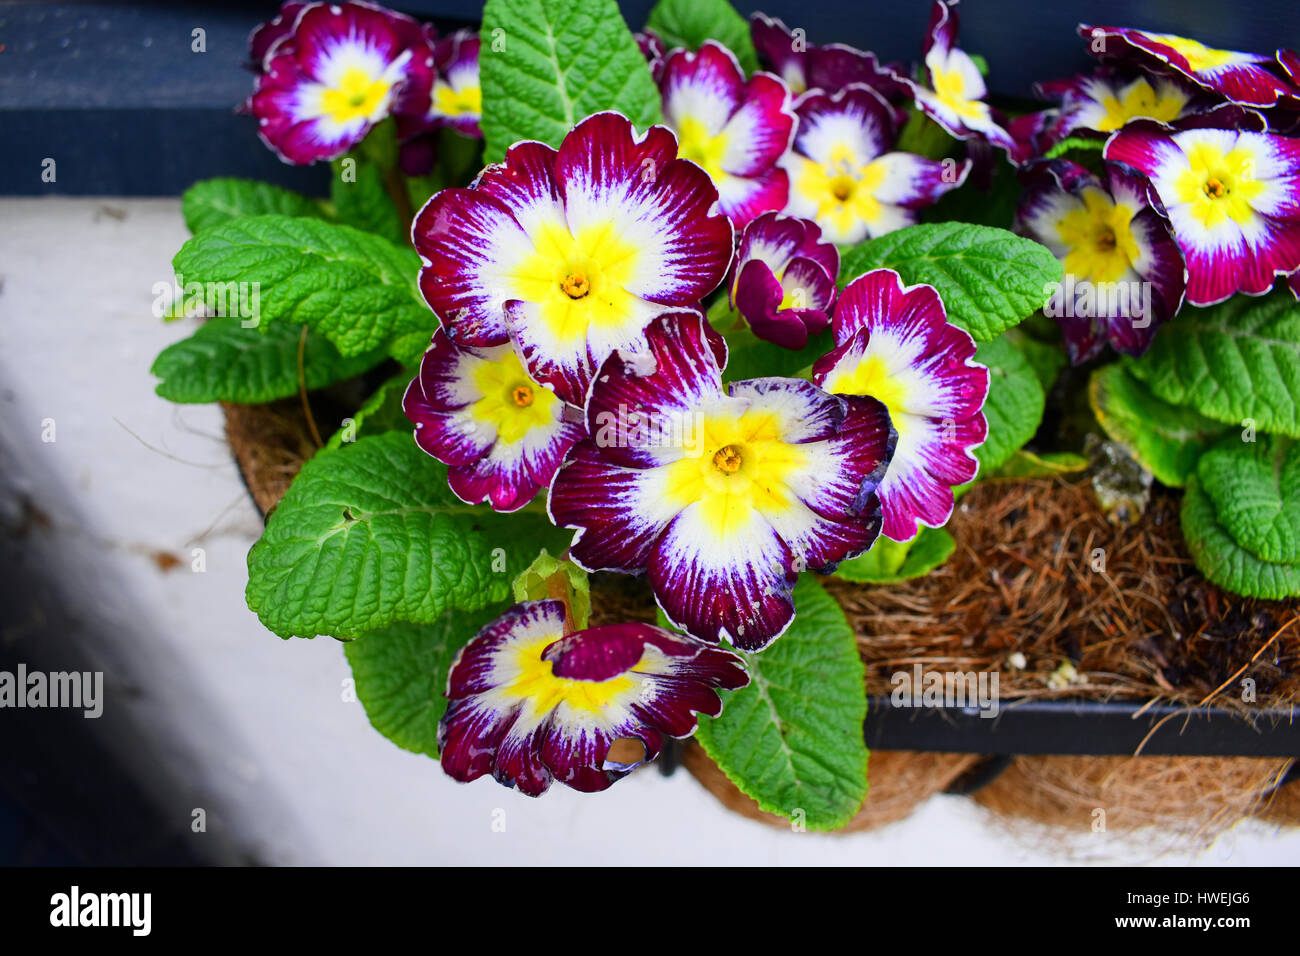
[
  {"xmin": 413, "ymin": 112, "xmax": 734, "ymax": 406},
  {"xmin": 813, "ymin": 269, "xmax": 988, "ymax": 543},
  {"xmin": 403, "ymin": 329, "xmax": 584, "ymax": 512},
  {"xmin": 749, "ymin": 12, "xmax": 908, "ymax": 108},
  {"xmin": 1037, "ymin": 70, "xmax": 1198, "ymax": 139},
  {"xmin": 1082, "ymin": 25, "xmax": 1298, "ymax": 109},
  {"xmin": 1105, "ymin": 122, "xmax": 1300, "ymax": 306},
  {"xmin": 249, "ymin": 1, "xmax": 423, "ymax": 165},
  {"xmin": 658, "ymin": 41, "xmax": 796, "ymax": 230},
  {"xmin": 1016, "ymin": 159, "xmax": 1186, "ymax": 364},
  {"xmin": 730, "ymin": 212, "xmax": 839, "ymax": 350},
  {"xmin": 781, "ymin": 85, "xmax": 969, "ymax": 245},
  {"xmin": 549, "ymin": 311, "xmax": 895, "ymax": 650},
  {"xmin": 439, "ymin": 600, "xmax": 748, "ymax": 796},
  {"xmin": 902, "ymin": 0, "xmax": 1017, "ymax": 153},
  {"xmin": 395, "ymin": 27, "xmax": 482, "ymax": 140}
]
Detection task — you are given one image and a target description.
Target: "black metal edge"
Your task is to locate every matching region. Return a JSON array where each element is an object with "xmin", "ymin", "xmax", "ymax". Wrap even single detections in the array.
[{"xmin": 865, "ymin": 697, "xmax": 1300, "ymax": 757}]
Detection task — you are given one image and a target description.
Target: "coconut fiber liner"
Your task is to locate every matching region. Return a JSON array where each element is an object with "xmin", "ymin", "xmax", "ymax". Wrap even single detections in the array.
[{"xmin": 225, "ymin": 398, "xmax": 1300, "ymax": 838}]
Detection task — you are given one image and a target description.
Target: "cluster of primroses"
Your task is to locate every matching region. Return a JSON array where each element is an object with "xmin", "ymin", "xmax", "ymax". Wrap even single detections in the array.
[{"xmin": 241, "ymin": 0, "xmax": 1300, "ymax": 798}]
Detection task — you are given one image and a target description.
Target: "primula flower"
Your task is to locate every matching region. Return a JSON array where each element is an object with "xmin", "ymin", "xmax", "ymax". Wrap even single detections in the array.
[
  {"xmin": 1105, "ymin": 122, "xmax": 1300, "ymax": 306},
  {"xmin": 550, "ymin": 312, "xmax": 895, "ymax": 650},
  {"xmin": 396, "ymin": 28, "xmax": 482, "ymax": 140},
  {"xmin": 658, "ymin": 41, "xmax": 796, "ymax": 230},
  {"xmin": 812, "ymin": 269, "xmax": 988, "ymax": 542},
  {"xmin": 902, "ymin": 0, "xmax": 1018, "ymax": 153},
  {"xmin": 439, "ymin": 600, "xmax": 748, "ymax": 796},
  {"xmin": 403, "ymin": 329, "xmax": 584, "ymax": 512},
  {"xmin": 730, "ymin": 212, "xmax": 839, "ymax": 350},
  {"xmin": 1016, "ymin": 159, "xmax": 1186, "ymax": 364},
  {"xmin": 250, "ymin": 1, "xmax": 422, "ymax": 164},
  {"xmin": 413, "ymin": 112, "xmax": 734, "ymax": 406},
  {"xmin": 1082, "ymin": 25, "xmax": 1298, "ymax": 109},
  {"xmin": 1037, "ymin": 70, "xmax": 1197, "ymax": 138},
  {"xmin": 749, "ymin": 12, "xmax": 907, "ymax": 108},
  {"xmin": 781, "ymin": 85, "xmax": 969, "ymax": 245}
]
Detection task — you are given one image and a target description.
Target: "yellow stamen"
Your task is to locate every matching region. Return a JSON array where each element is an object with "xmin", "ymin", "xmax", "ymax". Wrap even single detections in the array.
[
  {"xmin": 830, "ymin": 175, "xmax": 854, "ymax": 202},
  {"xmin": 712, "ymin": 445, "xmax": 743, "ymax": 474},
  {"xmin": 511, "ymin": 385, "xmax": 534, "ymax": 407},
  {"xmin": 561, "ymin": 273, "xmax": 590, "ymax": 299},
  {"xmin": 1204, "ymin": 177, "xmax": 1228, "ymax": 199}
]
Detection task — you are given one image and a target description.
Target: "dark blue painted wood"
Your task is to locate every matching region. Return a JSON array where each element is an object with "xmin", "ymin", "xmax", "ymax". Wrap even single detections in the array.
[{"xmin": 2, "ymin": 1, "xmax": 1298, "ymax": 195}]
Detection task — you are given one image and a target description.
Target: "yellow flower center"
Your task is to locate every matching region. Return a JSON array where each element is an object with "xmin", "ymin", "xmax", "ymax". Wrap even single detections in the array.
[
  {"xmin": 712, "ymin": 444, "xmax": 744, "ymax": 474},
  {"xmin": 320, "ymin": 66, "xmax": 392, "ymax": 124},
  {"xmin": 561, "ymin": 272, "xmax": 591, "ymax": 299},
  {"xmin": 660, "ymin": 407, "xmax": 810, "ymax": 539},
  {"xmin": 1055, "ymin": 187, "xmax": 1141, "ymax": 284},
  {"xmin": 673, "ymin": 115, "xmax": 731, "ymax": 181},
  {"xmin": 1093, "ymin": 77, "xmax": 1188, "ymax": 131},
  {"xmin": 469, "ymin": 349, "xmax": 557, "ymax": 444},
  {"xmin": 504, "ymin": 635, "xmax": 640, "ymax": 719},
  {"xmin": 823, "ymin": 354, "xmax": 915, "ymax": 438},
  {"xmin": 1172, "ymin": 136, "xmax": 1268, "ymax": 230},
  {"xmin": 830, "ymin": 175, "xmax": 855, "ymax": 202},
  {"xmin": 433, "ymin": 80, "xmax": 481, "ymax": 118}
]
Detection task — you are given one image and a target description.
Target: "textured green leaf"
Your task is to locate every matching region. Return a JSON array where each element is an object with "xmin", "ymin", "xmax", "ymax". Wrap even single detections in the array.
[
  {"xmin": 645, "ymin": 0, "xmax": 758, "ymax": 74},
  {"xmin": 151, "ymin": 317, "xmax": 383, "ymax": 404},
  {"xmin": 172, "ymin": 215, "xmax": 433, "ymax": 358},
  {"xmin": 246, "ymin": 433, "xmax": 571, "ymax": 639},
  {"xmin": 1126, "ymin": 292, "xmax": 1300, "ymax": 437},
  {"xmin": 694, "ymin": 577, "xmax": 869, "ymax": 831},
  {"xmin": 1181, "ymin": 477, "xmax": 1300, "ymax": 600},
  {"xmin": 834, "ymin": 527, "xmax": 956, "ymax": 583},
  {"xmin": 480, "ymin": 0, "xmax": 662, "ymax": 163},
  {"xmin": 974, "ymin": 335, "xmax": 1044, "ymax": 472},
  {"xmin": 181, "ymin": 178, "xmax": 324, "ymax": 234},
  {"xmin": 325, "ymin": 368, "xmax": 415, "ymax": 451},
  {"xmin": 1091, "ymin": 362, "xmax": 1228, "ymax": 487},
  {"xmin": 839, "ymin": 223, "xmax": 1063, "ymax": 342},
  {"xmin": 330, "ymin": 156, "xmax": 407, "ymax": 247},
  {"xmin": 1197, "ymin": 434, "xmax": 1300, "ymax": 564},
  {"xmin": 344, "ymin": 607, "xmax": 506, "ymax": 759}
]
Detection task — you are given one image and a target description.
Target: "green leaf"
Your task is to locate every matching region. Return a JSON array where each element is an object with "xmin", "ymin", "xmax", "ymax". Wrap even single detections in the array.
[
  {"xmin": 181, "ymin": 178, "xmax": 324, "ymax": 235},
  {"xmin": 1196, "ymin": 434, "xmax": 1300, "ymax": 564},
  {"xmin": 246, "ymin": 433, "xmax": 571, "ymax": 639},
  {"xmin": 721, "ymin": 323, "xmax": 832, "ymax": 382},
  {"xmin": 330, "ymin": 156, "xmax": 407, "ymax": 247},
  {"xmin": 644, "ymin": 0, "xmax": 758, "ymax": 74},
  {"xmin": 983, "ymin": 449, "xmax": 1088, "ymax": 481},
  {"xmin": 974, "ymin": 334, "xmax": 1045, "ymax": 472},
  {"xmin": 834, "ymin": 527, "xmax": 956, "ymax": 583},
  {"xmin": 694, "ymin": 577, "xmax": 869, "ymax": 831},
  {"xmin": 325, "ymin": 368, "xmax": 414, "ymax": 451},
  {"xmin": 839, "ymin": 223, "xmax": 1063, "ymax": 342},
  {"xmin": 1044, "ymin": 136, "xmax": 1106, "ymax": 160},
  {"xmin": 479, "ymin": 0, "xmax": 662, "ymax": 164},
  {"xmin": 1090, "ymin": 362, "xmax": 1228, "ymax": 487},
  {"xmin": 1181, "ymin": 477, "xmax": 1300, "ymax": 600},
  {"xmin": 1005, "ymin": 325, "xmax": 1066, "ymax": 393},
  {"xmin": 1125, "ymin": 291, "xmax": 1300, "ymax": 437},
  {"xmin": 172, "ymin": 215, "xmax": 434, "ymax": 358},
  {"xmin": 344, "ymin": 607, "xmax": 505, "ymax": 759},
  {"xmin": 151, "ymin": 317, "xmax": 383, "ymax": 404}
]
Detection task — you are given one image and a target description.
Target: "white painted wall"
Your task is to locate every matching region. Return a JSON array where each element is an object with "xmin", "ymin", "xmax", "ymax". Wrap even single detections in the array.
[{"xmin": 1, "ymin": 197, "xmax": 1295, "ymax": 865}]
